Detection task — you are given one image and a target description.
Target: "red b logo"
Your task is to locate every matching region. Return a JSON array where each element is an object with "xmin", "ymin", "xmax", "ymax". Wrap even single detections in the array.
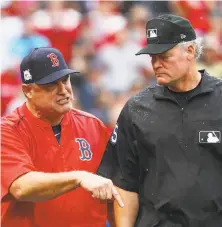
[{"xmin": 47, "ymin": 53, "xmax": 59, "ymax": 67}]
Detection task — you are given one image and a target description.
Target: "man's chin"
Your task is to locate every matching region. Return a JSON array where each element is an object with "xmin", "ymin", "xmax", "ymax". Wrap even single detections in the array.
[
  {"xmin": 156, "ymin": 78, "xmax": 169, "ymax": 86},
  {"xmin": 56, "ymin": 103, "xmax": 73, "ymax": 114}
]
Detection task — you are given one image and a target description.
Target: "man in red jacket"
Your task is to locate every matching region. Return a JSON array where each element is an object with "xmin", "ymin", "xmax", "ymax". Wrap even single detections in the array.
[{"xmin": 1, "ymin": 47, "xmax": 123, "ymax": 227}]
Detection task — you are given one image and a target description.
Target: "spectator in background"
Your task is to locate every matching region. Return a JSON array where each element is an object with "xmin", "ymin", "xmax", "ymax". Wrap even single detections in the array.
[
  {"xmin": 95, "ymin": 15, "xmax": 153, "ymax": 95},
  {"xmin": 108, "ymin": 80, "xmax": 146, "ymax": 127},
  {"xmin": 69, "ymin": 38, "xmax": 113, "ymax": 126},
  {"xmin": 31, "ymin": 1, "xmax": 83, "ymax": 63},
  {"xmin": 170, "ymin": 0, "xmax": 214, "ymax": 36},
  {"xmin": 69, "ymin": 39, "xmax": 99, "ymax": 112},
  {"xmin": 1, "ymin": 7, "xmax": 24, "ymax": 72},
  {"xmin": 197, "ymin": 33, "xmax": 222, "ymax": 79},
  {"xmin": 4, "ymin": 88, "xmax": 26, "ymax": 115},
  {"xmin": 1, "ymin": 0, "xmax": 39, "ymax": 17},
  {"xmin": 145, "ymin": 1, "xmax": 171, "ymax": 16},
  {"xmin": 128, "ymin": 4, "xmax": 151, "ymax": 46},
  {"xmin": 87, "ymin": 1, "xmax": 123, "ymax": 50},
  {"xmin": 1, "ymin": 69, "xmax": 21, "ymax": 116},
  {"xmin": 9, "ymin": 16, "xmax": 51, "ymax": 62},
  {"xmin": 210, "ymin": 1, "xmax": 222, "ymax": 53}
]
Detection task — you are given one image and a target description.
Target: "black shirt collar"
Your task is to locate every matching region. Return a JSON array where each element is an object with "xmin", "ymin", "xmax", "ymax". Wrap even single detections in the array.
[{"xmin": 153, "ymin": 70, "xmax": 221, "ymax": 100}]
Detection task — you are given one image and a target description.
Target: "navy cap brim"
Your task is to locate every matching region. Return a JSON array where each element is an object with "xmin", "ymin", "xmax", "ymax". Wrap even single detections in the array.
[
  {"xmin": 35, "ymin": 69, "xmax": 79, "ymax": 85},
  {"xmin": 135, "ymin": 43, "xmax": 177, "ymax": 55}
]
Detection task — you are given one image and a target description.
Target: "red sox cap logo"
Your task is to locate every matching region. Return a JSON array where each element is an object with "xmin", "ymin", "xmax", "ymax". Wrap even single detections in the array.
[{"xmin": 47, "ymin": 53, "xmax": 60, "ymax": 67}]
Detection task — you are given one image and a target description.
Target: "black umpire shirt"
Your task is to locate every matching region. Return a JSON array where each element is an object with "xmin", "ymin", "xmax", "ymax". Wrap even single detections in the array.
[{"xmin": 98, "ymin": 70, "xmax": 222, "ymax": 227}]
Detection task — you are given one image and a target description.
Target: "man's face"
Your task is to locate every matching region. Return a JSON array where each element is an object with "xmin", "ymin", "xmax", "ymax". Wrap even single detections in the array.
[
  {"xmin": 150, "ymin": 45, "xmax": 191, "ymax": 86},
  {"xmin": 25, "ymin": 75, "xmax": 73, "ymax": 117}
]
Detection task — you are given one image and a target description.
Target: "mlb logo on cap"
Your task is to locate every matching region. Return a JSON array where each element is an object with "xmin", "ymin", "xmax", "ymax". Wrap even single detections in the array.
[
  {"xmin": 147, "ymin": 29, "xmax": 157, "ymax": 38},
  {"xmin": 199, "ymin": 131, "xmax": 221, "ymax": 143},
  {"xmin": 136, "ymin": 14, "xmax": 196, "ymax": 55}
]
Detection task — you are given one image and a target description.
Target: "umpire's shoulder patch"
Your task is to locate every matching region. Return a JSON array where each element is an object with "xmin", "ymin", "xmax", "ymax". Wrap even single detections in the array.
[{"xmin": 110, "ymin": 124, "xmax": 118, "ymax": 145}]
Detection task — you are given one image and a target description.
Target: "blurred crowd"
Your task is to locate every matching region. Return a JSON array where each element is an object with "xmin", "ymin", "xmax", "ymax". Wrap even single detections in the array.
[{"xmin": 1, "ymin": 0, "xmax": 222, "ymax": 129}]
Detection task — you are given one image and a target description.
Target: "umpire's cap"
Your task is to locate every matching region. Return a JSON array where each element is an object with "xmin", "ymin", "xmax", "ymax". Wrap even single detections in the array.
[
  {"xmin": 135, "ymin": 14, "xmax": 196, "ymax": 55},
  {"xmin": 20, "ymin": 47, "xmax": 79, "ymax": 84}
]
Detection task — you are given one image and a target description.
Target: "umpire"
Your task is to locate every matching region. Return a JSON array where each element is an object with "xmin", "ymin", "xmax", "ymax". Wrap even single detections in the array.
[{"xmin": 98, "ymin": 14, "xmax": 222, "ymax": 227}]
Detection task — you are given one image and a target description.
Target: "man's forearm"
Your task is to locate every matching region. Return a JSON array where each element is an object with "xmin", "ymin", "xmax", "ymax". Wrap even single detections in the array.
[
  {"xmin": 9, "ymin": 171, "xmax": 88, "ymax": 202},
  {"xmin": 114, "ymin": 187, "xmax": 139, "ymax": 227}
]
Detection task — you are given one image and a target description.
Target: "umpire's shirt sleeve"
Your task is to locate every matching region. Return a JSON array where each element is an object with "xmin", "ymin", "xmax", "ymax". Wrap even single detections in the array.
[{"xmin": 97, "ymin": 103, "xmax": 139, "ymax": 193}]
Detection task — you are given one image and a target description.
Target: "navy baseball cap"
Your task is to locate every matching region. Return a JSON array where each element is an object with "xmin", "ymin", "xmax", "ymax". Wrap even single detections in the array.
[
  {"xmin": 20, "ymin": 47, "xmax": 79, "ymax": 84},
  {"xmin": 136, "ymin": 14, "xmax": 196, "ymax": 55}
]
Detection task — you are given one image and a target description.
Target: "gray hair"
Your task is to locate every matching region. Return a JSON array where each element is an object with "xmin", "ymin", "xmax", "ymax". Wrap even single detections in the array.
[{"xmin": 178, "ymin": 38, "xmax": 203, "ymax": 59}]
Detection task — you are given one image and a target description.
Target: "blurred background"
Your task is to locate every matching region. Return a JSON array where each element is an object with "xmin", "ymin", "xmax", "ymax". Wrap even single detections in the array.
[{"xmin": 1, "ymin": 0, "xmax": 222, "ymax": 130}]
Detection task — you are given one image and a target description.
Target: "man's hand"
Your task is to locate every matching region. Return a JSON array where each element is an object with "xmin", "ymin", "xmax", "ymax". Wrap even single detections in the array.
[{"xmin": 79, "ymin": 173, "xmax": 124, "ymax": 208}]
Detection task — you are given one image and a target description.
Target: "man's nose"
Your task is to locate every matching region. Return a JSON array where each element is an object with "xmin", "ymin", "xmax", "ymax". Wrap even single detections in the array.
[
  {"xmin": 152, "ymin": 56, "xmax": 162, "ymax": 70},
  {"xmin": 57, "ymin": 81, "xmax": 66, "ymax": 93}
]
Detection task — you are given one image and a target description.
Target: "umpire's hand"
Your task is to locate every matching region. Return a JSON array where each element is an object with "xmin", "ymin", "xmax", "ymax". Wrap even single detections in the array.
[{"xmin": 79, "ymin": 172, "xmax": 124, "ymax": 207}]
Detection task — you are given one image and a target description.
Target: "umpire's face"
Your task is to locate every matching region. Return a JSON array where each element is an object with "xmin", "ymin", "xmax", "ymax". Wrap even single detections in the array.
[
  {"xmin": 22, "ymin": 75, "xmax": 73, "ymax": 117},
  {"xmin": 150, "ymin": 43, "xmax": 195, "ymax": 87}
]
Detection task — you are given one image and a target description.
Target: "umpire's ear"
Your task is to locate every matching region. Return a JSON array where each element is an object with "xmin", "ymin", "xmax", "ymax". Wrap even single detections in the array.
[
  {"xmin": 22, "ymin": 83, "xmax": 33, "ymax": 99},
  {"xmin": 187, "ymin": 44, "xmax": 196, "ymax": 61}
]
